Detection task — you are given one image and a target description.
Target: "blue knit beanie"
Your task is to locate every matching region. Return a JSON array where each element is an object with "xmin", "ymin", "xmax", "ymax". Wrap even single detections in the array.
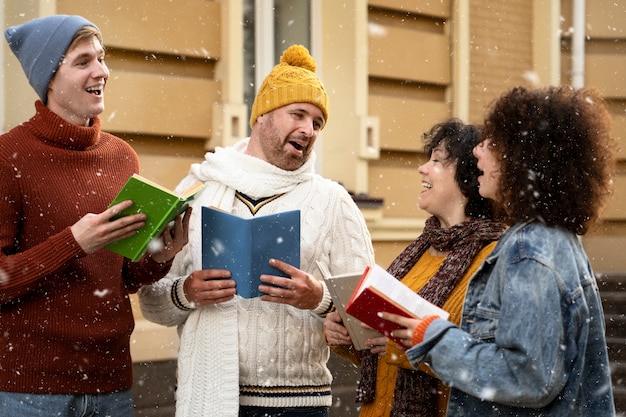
[{"xmin": 4, "ymin": 15, "xmax": 98, "ymax": 104}]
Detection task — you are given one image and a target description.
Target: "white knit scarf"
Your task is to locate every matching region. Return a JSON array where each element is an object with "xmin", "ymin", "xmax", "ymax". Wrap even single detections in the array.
[{"xmin": 175, "ymin": 138, "xmax": 316, "ymax": 417}]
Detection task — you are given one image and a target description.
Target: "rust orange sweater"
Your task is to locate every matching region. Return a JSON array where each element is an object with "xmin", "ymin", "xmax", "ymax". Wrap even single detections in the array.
[{"xmin": 0, "ymin": 102, "xmax": 171, "ymax": 394}]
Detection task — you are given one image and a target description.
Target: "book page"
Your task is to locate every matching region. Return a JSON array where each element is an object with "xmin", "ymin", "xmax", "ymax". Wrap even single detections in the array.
[
  {"xmin": 180, "ymin": 181, "xmax": 205, "ymax": 199},
  {"xmin": 362, "ymin": 265, "xmax": 449, "ymax": 320},
  {"xmin": 202, "ymin": 207, "xmax": 300, "ymax": 298},
  {"xmin": 129, "ymin": 174, "xmax": 176, "ymax": 196},
  {"xmin": 128, "ymin": 174, "xmax": 204, "ymax": 201}
]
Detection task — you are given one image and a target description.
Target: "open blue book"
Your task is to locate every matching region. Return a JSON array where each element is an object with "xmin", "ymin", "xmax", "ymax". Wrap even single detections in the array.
[{"xmin": 201, "ymin": 206, "xmax": 301, "ymax": 298}]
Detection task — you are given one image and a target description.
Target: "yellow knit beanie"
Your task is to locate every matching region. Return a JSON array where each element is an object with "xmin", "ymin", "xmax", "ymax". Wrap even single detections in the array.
[{"xmin": 250, "ymin": 44, "xmax": 329, "ymax": 128}]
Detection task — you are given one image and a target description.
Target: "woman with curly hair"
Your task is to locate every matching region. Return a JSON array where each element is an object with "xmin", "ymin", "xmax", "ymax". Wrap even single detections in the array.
[{"xmin": 383, "ymin": 86, "xmax": 616, "ymax": 416}]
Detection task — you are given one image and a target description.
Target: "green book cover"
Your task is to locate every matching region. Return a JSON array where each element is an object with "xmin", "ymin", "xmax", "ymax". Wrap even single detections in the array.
[
  {"xmin": 201, "ymin": 206, "xmax": 300, "ymax": 298},
  {"xmin": 106, "ymin": 174, "xmax": 205, "ymax": 261}
]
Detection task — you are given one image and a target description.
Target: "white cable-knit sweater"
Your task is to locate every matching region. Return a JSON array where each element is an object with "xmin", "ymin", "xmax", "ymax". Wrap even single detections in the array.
[{"xmin": 138, "ymin": 139, "xmax": 375, "ymax": 417}]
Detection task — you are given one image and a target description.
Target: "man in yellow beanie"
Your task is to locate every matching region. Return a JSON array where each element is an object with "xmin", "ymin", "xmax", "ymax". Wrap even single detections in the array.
[
  {"xmin": 139, "ymin": 45, "xmax": 375, "ymax": 417},
  {"xmin": 249, "ymin": 44, "xmax": 329, "ymax": 128},
  {"xmin": 246, "ymin": 44, "xmax": 329, "ymax": 171}
]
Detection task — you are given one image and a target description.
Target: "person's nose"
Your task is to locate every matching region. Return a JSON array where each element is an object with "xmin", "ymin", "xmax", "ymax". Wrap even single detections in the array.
[
  {"xmin": 299, "ymin": 119, "xmax": 315, "ymax": 138},
  {"xmin": 94, "ymin": 61, "xmax": 110, "ymax": 81},
  {"xmin": 473, "ymin": 142, "xmax": 484, "ymax": 158}
]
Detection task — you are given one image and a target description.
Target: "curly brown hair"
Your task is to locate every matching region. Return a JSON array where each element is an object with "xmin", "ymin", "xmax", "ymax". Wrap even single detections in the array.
[{"xmin": 483, "ymin": 85, "xmax": 616, "ymax": 235}]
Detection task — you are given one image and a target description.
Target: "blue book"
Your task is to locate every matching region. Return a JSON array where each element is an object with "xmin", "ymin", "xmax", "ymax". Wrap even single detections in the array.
[{"xmin": 201, "ymin": 206, "xmax": 301, "ymax": 298}]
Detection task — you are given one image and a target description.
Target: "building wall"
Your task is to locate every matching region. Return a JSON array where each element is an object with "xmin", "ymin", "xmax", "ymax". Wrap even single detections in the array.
[
  {"xmin": 561, "ymin": 0, "xmax": 626, "ymax": 272},
  {"xmin": 464, "ymin": 0, "xmax": 626, "ymax": 273},
  {"xmin": 468, "ymin": 1, "xmax": 533, "ymax": 122},
  {"xmin": 5, "ymin": 1, "xmax": 623, "ymax": 267},
  {"xmin": 357, "ymin": 0, "xmax": 626, "ymax": 271},
  {"xmin": 365, "ymin": 1, "xmax": 454, "ymax": 266}
]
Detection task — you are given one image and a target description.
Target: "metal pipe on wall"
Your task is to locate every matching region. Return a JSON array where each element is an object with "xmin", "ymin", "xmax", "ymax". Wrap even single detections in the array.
[{"xmin": 571, "ymin": 0, "xmax": 586, "ymax": 88}]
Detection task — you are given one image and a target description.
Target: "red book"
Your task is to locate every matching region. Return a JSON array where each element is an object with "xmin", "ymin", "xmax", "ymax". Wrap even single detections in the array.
[{"xmin": 345, "ymin": 265, "xmax": 449, "ymax": 346}]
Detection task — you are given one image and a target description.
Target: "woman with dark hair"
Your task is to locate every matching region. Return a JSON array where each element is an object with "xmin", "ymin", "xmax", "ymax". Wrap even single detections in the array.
[
  {"xmin": 324, "ymin": 118, "xmax": 506, "ymax": 417},
  {"xmin": 384, "ymin": 86, "xmax": 616, "ymax": 416}
]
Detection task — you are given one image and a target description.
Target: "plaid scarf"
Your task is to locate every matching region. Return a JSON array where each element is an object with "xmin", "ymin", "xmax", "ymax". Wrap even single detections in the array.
[{"xmin": 357, "ymin": 216, "xmax": 506, "ymax": 417}]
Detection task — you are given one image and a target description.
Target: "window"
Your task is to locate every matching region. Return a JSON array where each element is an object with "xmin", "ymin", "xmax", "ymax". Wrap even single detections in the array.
[{"xmin": 243, "ymin": 0, "xmax": 312, "ymax": 131}]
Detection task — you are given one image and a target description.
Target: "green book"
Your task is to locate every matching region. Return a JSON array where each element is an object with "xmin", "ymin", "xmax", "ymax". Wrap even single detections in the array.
[
  {"xmin": 201, "ymin": 206, "xmax": 300, "ymax": 298},
  {"xmin": 106, "ymin": 174, "xmax": 205, "ymax": 261}
]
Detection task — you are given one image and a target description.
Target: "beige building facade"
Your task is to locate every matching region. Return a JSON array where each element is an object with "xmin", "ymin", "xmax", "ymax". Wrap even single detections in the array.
[
  {"xmin": 2, "ymin": 0, "xmax": 625, "ymax": 411},
  {"xmin": 4, "ymin": 1, "xmax": 623, "ymax": 269}
]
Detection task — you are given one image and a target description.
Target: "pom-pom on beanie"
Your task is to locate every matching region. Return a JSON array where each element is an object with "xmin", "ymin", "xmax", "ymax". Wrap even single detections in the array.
[
  {"xmin": 250, "ymin": 44, "xmax": 329, "ymax": 128},
  {"xmin": 4, "ymin": 15, "xmax": 98, "ymax": 104}
]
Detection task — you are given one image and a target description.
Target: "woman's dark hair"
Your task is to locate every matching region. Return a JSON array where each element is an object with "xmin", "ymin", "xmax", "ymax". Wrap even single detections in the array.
[
  {"xmin": 482, "ymin": 85, "xmax": 616, "ymax": 235},
  {"xmin": 423, "ymin": 118, "xmax": 494, "ymax": 219}
]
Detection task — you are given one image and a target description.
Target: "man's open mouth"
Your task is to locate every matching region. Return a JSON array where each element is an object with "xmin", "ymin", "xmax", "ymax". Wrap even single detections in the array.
[{"xmin": 86, "ymin": 87, "xmax": 103, "ymax": 95}]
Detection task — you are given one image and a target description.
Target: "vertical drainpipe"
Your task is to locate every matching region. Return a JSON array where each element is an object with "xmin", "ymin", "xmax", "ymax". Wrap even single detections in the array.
[
  {"xmin": 571, "ymin": 0, "xmax": 586, "ymax": 88},
  {"xmin": 572, "ymin": 0, "xmax": 586, "ymax": 247}
]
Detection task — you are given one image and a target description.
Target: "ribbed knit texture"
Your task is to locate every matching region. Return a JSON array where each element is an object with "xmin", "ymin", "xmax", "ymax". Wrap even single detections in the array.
[
  {"xmin": 0, "ymin": 101, "xmax": 172, "ymax": 394},
  {"xmin": 412, "ymin": 315, "xmax": 439, "ymax": 346},
  {"xmin": 139, "ymin": 138, "xmax": 375, "ymax": 416}
]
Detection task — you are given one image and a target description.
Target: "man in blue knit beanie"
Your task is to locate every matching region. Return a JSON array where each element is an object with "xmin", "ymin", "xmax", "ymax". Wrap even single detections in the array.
[
  {"xmin": 0, "ymin": 15, "xmax": 190, "ymax": 417},
  {"xmin": 5, "ymin": 15, "xmax": 97, "ymax": 104}
]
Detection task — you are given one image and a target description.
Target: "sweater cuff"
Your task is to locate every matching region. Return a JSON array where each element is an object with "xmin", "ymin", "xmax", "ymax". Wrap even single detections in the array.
[
  {"xmin": 411, "ymin": 315, "xmax": 439, "ymax": 346},
  {"xmin": 312, "ymin": 281, "xmax": 334, "ymax": 317},
  {"xmin": 170, "ymin": 277, "xmax": 195, "ymax": 311}
]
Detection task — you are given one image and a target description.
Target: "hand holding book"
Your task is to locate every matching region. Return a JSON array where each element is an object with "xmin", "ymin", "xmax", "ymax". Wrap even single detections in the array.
[
  {"xmin": 201, "ymin": 207, "xmax": 300, "ymax": 298},
  {"xmin": 324, "ymin": 311, "xmax": 354, "ymax": 346},
  {"xmin": 178, "ymin": 269, "xmax": 237, "ymax": 308},
  {"xmin": 149, "ymin": 205, "xmax": 193, "ymax": 264},
  {"xmin": 344, "ymin": 265, "xmax": 448, "ymax": 347},
  {"xmin": 106, "ymin": 174, "xmax": 205, "ymax": 261},
  {"xmin": 376, "ymin": 312, "xmax": 440, "ymax": 349},
  {"xmin": 259, "ymin": 258, "xmax": 327, "ymax": 310},
  {"xmin": 72, "ymin": 199, "xmax": 148, "ymax": 255}
]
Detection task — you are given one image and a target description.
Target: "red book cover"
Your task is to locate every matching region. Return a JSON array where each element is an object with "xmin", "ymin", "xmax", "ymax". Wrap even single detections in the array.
[
  {"xmin": 345, "ymin": 264, "xmax": 449, "ymax": 346},
  {"xmin": 345, "ymin": 286, "xmax": 416, "ymax": 345}
]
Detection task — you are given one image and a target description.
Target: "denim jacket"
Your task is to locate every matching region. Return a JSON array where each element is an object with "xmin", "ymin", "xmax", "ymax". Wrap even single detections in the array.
[{"xmin": 406, "ymin": 220, "xmax": 615, "ymax": 416}]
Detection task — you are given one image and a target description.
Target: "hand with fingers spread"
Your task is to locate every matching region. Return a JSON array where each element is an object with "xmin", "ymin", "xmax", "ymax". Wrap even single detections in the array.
[
  {"xmin": 259, "ymin": 258, "xmax": 324, "ymax": 310},
  {"xmin": 183, "ymin": 269, "xmax": 237, "ymax": 307}
]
